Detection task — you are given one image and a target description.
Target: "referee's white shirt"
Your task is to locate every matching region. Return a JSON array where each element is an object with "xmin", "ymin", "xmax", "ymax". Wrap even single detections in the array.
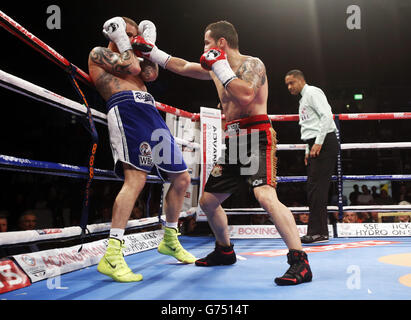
[{"xmin": 299, "ymin": 84, "xmax": 337, "ymax": 153}]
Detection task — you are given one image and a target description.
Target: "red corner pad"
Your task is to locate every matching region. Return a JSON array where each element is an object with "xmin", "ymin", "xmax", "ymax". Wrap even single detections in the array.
[{"xmin": 0, "ymin": 258, "xmax": 31, "ymax": 294}]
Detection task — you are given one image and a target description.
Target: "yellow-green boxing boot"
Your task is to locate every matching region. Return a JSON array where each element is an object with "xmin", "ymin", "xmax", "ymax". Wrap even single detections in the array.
[
  {"xmin": 158, "ymin": 227, "xmax": 196, "ymax": 263},
  {"xmin": 97, "ymin": 238, "xmax": 143, "ymax": 282}
]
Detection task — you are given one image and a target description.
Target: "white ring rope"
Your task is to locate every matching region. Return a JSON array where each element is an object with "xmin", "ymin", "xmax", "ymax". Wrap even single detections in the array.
[
  {"xmin": 0, "ymin": 68, "xmax": 198, "ymax": 149},
  {"xmin": 225, "ymin": 205, "xmax": 411, "ymax": 214},
  {"xmin": 277, "ymin": 142, "xmax": 411, "ymax": 151},
  {"xmin": 2, "ymin": 68, "xmax": 411, "ymax": 152},
  {"xmin": 0, "ymin": 69, "xmax": 107, "ymax": 124},
  {"xmin": 0, "ymin": 216, "xmax": 163, "ymax": 246}
]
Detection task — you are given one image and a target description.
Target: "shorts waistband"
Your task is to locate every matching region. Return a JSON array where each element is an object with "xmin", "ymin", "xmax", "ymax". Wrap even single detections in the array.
[
  {"xmin": 304, "ymin": 131, "xmax": 337, "ymax": 147},
  {"xmin": 106, "ymin": 90, "xmax": 155, "ymax": 111},
  {"xmin": 225, "ymin": 114, "xmax": 272, "ymax": 132}
]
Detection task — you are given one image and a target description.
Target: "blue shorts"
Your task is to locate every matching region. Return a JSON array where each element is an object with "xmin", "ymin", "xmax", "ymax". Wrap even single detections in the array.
[{"xmin": 106, "ymin": 91, "xmax": 187, "ymax": 179}]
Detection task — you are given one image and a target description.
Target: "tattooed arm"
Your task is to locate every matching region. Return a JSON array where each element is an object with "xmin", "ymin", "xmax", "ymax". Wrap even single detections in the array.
[
  {"xmin": 88, "ymin": 46, "xmax": 141, "ymax": 77},
  {"xmin": 226, "ymin": 57, "xmax": 266, "ymax": 106},
  {"xmin": 88, "ymin": 46, "xmax": 143, "ymax": 100}
]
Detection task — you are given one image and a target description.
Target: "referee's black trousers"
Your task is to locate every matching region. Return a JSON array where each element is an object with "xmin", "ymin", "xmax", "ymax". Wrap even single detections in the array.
[{"xmin": 305, "ymin": 132, "xmax": 339, "ymax": 236}]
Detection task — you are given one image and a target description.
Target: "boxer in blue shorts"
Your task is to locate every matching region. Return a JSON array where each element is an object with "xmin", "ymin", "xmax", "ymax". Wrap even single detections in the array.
[
  {"xmin": 106, "ymin": 90, "xmax": 187, "ymax": 178},
  {"xmin": 88, "ymin": 17, "xmax": 195, "ymax": 283}
]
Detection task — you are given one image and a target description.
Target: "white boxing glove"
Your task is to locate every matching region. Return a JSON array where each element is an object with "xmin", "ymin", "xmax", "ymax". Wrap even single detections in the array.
[
  {"xmin": 102, "ymin": 17, "xmax": 132, "ymax": 53},
  {"xmin": 138, "ymin": 20, "xmax": 157, "ymax": 44}
]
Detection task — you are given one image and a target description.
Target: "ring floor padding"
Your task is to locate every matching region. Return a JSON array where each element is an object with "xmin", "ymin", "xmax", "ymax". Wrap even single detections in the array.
[{"xmin": 1, "ymin": 236, "xmax": 410, "ymax": 300}]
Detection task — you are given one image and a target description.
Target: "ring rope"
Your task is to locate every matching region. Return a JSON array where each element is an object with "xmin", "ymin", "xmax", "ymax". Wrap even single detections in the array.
[
  {"xmin": 0, "ymin": 216, "xmax": 162, "ymax": 246},
  {"xmin": 3, "ymin": 11, "xmax": 411, "ymax": 123},
  {"xmin": 276, "ymin": 142, "xmax": 411, "ymax": 150},
  {"xmin": 276, "ymin": 174, "xmax": 411, "ymax": 183},
  {"xmin": 0, "ymin": 154, "xmax": 200, "ymax": 185},
  {"xmin": 0, "ymin": 11, "xmax": 200, "ymax": 121},
  {"xmin": 5, "ymin": 64, "xmax": 408, "ymax": 153},
  {"xmin": 1, "ymin": 154, "xmax": 406, "ymax": 184},
  {"xmin": 224, "ymin": 205, "xmax": 411, "ymax": 214},
  {"xmin": 0, "ymin": 69, "xmax": 107, "ymax": 124}
]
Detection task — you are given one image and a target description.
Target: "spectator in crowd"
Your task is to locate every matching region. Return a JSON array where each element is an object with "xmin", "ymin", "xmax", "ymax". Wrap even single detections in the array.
[
  {"xmin": 375, "ymin": 189, "xmax": 395, "ymax": 205},
  {"xmin": 129, "ymin": 199, "xmax": 145, "ymax": 220},
  {"xmin": 179, "ymin": 215, "xmax": 197, "ymax": 235},
  {"xmin": 18, "ymin": 211, "xmax": 37, "ymax": 230},
  {"xmin": 371, "ymin": 186, "xmax": 380, "ymax": 200},
  {"xmin": 397, "ymin": 215, "xmax": 411, "ymax": 223},
  {"xmin": 357, "ymin": 212, "xmax": 371, "ymax": 223},
  {"xmin": 296, "ymin": 213, "xmax": 309, "ymax": 225},
  {"xmin": 342, "ymin": 211, "xmax": 359, "ymax": 223},
  {"xmin": 130, "ymin": 206, "xmax": 144, "ymax": 220},
  {"xmin": 332, "ymin": 212, "xmax": 342, "ymax": 223},
  {"xmin": 349, "ymin": 184, "xmax": 361, "ymax": 205},
  {"xmin": 370, "ymin": 212, "xmax": 379, "ymax": 223},
  {"xmin": 356, "ymin": 185, "xmax": 374, "ymax": 205},
  {"xmin": 0, "ymin": 214, "xmax": 8, "ymax": 232},
  {"xmin": 396, "ymin": 184, "xmax": 409, "ymax": 203},
  {"xmin": 93, "ymin": 206, "xmax": 112, "ymax": 224},
  {"xmin": 250, "ymin": 214, "xmax": 273, "ymax": 225},
  {"xmin": 358, "ymin": 212, "xmax": 379, "ymax": 223},
  {"xmin": 396, "ymin": 201, "xmax": 411, "ymax": 223}
]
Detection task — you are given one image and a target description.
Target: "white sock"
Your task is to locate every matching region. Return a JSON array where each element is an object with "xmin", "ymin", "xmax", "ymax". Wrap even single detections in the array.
[
  {"xmin": 165, "ymin": 221, "xmax": 178, "ymax": 229},
  {"xmin": 109, "ymin": 228, "xmax": 124, "ymax": 241}
]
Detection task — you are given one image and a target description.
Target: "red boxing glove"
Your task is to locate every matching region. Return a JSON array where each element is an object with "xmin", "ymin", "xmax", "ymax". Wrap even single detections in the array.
[
  {"xmin": 200, "ymin": 48, "xmax": 237, "ymax": 88},
  {"xmin": 131, "ymin": 36, "xmax": 171, "ymax": 68},
  {"xmin": 131, "ymin": 35, "xmax": 154, "ymax": 55},
  {"xmin": 200, "ymin": 48, "xmax": 226, "ymax": 70}
]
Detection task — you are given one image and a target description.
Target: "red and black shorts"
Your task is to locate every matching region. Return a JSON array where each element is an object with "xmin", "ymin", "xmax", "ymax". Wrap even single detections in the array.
[{"xmin": 204, "ymin": 114, "xmax": 278, "ymax": 194}]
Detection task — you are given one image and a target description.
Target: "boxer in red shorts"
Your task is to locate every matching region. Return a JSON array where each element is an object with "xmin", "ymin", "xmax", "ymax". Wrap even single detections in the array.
[{"xmin": 133, "ymin": 20, "xmax": 312, "ymax": 285}]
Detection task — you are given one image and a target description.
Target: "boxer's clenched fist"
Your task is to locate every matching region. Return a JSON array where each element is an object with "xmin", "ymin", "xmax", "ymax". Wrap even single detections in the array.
[
  {"xmin": 132, "ymin": 36, "xmax": 170, "ymax": 69},
  {"xmin": 102, "ymin": 17, "xmax": 132, "ymax": 53},
  {"xmin": 200, "ymin": 48, "xmax": 227, "ymax": 70},
  {"xmin": 200, "ymin": 48, "xmax": 237, "ymax": 88},
  {"xmin": 131, "ymin": 36, "xmax": 154, "ymax": 54},
  {"xmin": 138, "ymin": 20, "xmax": 157, "ymax": 44}
]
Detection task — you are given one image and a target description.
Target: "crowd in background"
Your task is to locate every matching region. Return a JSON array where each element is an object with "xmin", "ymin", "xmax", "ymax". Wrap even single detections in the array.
[
  {"xmin": 0, "ymin": 173, "xmax": 163, "ymax": 232},
  {"xmin": 1, "ymin": 168, "xmax": 410, "ymax": 233}
]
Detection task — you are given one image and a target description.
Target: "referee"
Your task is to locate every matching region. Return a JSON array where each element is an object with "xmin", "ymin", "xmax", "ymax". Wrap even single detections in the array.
[{"xmin": 285, "ymin": 70, "xmax": 338, "ymax": 244}]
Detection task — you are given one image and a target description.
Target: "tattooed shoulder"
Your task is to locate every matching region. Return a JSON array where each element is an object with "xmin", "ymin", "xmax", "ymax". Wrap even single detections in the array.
[
  {"xmin": 236, "ymin": 57, "xmax": 266, "ymax": 90},
  {"xmin": 89, "ymin": 47, "xmax": 118, "ymax": 65},
  {"xmin": 89, "ymin": 47, "xmax": 133, "ymax": 75}
]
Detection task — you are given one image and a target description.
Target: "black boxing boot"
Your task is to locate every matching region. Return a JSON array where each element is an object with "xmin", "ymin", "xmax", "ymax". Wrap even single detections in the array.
[
  {"xmin": 195, "ymin": 242, "xmax": 237, "ymax": 266},
  {"xmin": 274, "ymin": 249, "xmax": 312, "ymax": 285}
]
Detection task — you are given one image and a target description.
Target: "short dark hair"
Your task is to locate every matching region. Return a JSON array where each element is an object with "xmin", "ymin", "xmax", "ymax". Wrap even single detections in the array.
[
  {"xmin": 286, "ymin": 69, "xmax": 305, "ymax": 80},
  {"xmin": 205, "ymin": 21, "xmax": 239, "ymax": 49}
]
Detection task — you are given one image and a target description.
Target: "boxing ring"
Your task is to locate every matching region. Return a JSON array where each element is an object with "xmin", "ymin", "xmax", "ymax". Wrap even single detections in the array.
[{"xmin": 1, "ymin": 11, "xmax": 411, "ymax": 302}]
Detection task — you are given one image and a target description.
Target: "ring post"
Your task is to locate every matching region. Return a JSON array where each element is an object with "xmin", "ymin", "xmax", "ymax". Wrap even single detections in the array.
[{"xmin": 334, "ymin": 115, "xmax": 343, "ymax": 237}]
